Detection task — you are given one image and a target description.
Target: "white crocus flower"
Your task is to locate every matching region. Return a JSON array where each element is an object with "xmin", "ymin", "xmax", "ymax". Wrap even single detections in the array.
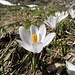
[
  {"xmin": 44, "ymin": 16, "xmax": 58, "ymax": 31},
  {"xmin": 66, "ymin": 61, "xmax": 75, "ymax": 75},
  {"xmin": 17, "ymin": 24, "xmax": 56, "ymax": 54},
  {"xmin": 68, "ymin": 5, "xmax": 75, "ymax": 18},
  {"xmin": 0, "ymin": 0, "xmax": 16, "ymax": 6},
  {"xmin": 55, "ymin": 11, "xmax": 68, "ymax": 22}
]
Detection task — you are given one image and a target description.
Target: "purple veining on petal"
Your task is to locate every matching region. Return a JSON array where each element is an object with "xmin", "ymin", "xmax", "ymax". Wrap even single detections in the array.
[
  {"xmin": 74, "ymin": 12, "xmax": 75, "ymax": 15},
  {"xmin": 68, "ymin": 5, "xmax": 73, "ymax": 10},
  {"xmin": 44, "ymin": 20, "xmax": 51, "ymax": 27},
  {"xmin": 19, "ymin": 26, "xmax": 30, "ymax": 46},
  {"xmin": 39, "ymin": 33, "xmax": 42, "ymax": 42},
  {"xmin": 31, "ymin": 25, "xmax": 38, "ymax": 34},
  {"xmin": 39, "ymin": 24, "xmax": 46, "ymax": 42},
  {"xmin": 16, "ymin": 39, "xmax": 30, "ymax": 51},
  {"xmin": 32, "ymin": 26, "xmax": 36, "ymax": 34},
  {"xmin": 56, "ymin": 16, "xmax": 59, "ymax": 23},
  {"xmin": 22, "ymin": 33, "xmax": 30, "ymax": 45}
]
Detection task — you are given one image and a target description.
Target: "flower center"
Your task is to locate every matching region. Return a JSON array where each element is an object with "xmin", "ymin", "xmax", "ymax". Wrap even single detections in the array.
[{"xmin": 32, "ymin": 34, "xmax": 38, "ymax": 43}]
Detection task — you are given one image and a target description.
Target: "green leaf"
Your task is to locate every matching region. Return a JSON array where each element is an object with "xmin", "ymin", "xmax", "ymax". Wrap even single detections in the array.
[{"xmin": 4, "ymin": 48, "xmax": 15, "ymax": 62}]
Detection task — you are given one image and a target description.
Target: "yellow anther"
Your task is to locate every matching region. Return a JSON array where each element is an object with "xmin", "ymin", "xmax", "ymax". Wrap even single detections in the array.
[
  {"xmin": 74, "ymin": 9, "xmax": 75, "ymax": 12},
  {"xmin": 32, "ymin": 34, "xmax": 38, "ymax": 43}
]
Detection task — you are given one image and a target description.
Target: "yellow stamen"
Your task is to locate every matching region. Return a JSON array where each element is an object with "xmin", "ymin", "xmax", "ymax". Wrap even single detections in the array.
[
  {"xmin": 74, "ymin": 9, "xmax": 75, "ymax": 12},
  {"xmin": 32, "ymin": 34, "xmax": 38, "ymax": 43}
]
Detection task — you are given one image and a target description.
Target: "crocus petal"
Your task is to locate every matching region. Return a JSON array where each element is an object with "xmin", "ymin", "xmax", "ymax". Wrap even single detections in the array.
[
  {"xmin": 68, "ymin": 5, "xmax": 74, "ymax": 14},
  {"xmin": 17, "ymin": 40, "xmax": 40, "ymax": 53},
  {"xmin": 32, "ymin": 43, "xmax": 43, "ymax": 53},
  {"xmin": 39, "ymin": 24, "xmax": 46, "ymax": 42},
  {"xmin": 30, "ymin": 25, "xmax": 39, "ymax": 42},
  {"xmin": 69, "ymin": 10, "xmax": 75, "ymax": 18},
  {"xmin": 48, "ymin": 16, "xmax": 56, "ymax": 28},
  {"xmin": 58, "ymin": 11, "xmax": 68, "ymax": 22},
  {"xmin": 55, "ymin": 11, "xmax": 68, "ymax": 22},
  {"xmin": 44, "ymin": 20, "xmax": 51, "ymax": 27},
  {"xmin": 55, "ymin": 11, "xmax": 60, "ymax": 16},
  {"xmin": 0, "ymin": 0, "xmax": 16, "ymax": 6},
  {"xmin": 30, "ymin": 25, "xmax": 39, "ymax": 34},
  {"xmin": 67, "ymin": 70, "xmax": 75, "ymax": 75},
  {"xmin": 66, "ymin": 61, "xmax": 75, "ymax": 71},
  {"xmin": 16, "ymin": 40, "xmax": 31, "ymax": 51},
  {"xmin": 66, "ymin": 61, "xmax": 75, "ymax": 75},
  {"xmin": 43, "ymin": 32, "xmax": 56, "ymax": 47},
  {"xmin": 19, "ymin": 26, "xmax": 30, "ymax": 45},
  {"xmin": 44, "ymin": 16, "xmax": 58, "ymax": 30}
]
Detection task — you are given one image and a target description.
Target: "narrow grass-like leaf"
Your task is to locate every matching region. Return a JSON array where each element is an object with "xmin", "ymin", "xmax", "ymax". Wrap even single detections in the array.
[{"xmin": 4, "ymin": 48, "xmax": 15, "ymax": 62}]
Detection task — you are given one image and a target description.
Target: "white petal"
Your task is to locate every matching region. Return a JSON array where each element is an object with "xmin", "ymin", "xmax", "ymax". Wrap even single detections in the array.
[
  {"xmin": 67, "ymin": 69, "xmax": 75, "ymax": 75},
  {"xmin": 30, "ymin": 25, "xmax": 39, "ymax": 34},
  {"xmin": 39, "ymin": 24, "xmax": 46, "ymax": 42},
  {"xmin": 26, "ymin": 4, "xmax": 37, "ymax": 8},
  {"xmin": 19, "ymin": 26, "xmax": 30, "ymax": 45},
  {"xmin": 0, "ymin": 0, "xmax": 16, "ymax": 6},
  {"xmin": 59, "ymin": 12, "xmax": 68, "ymax": 22},
  {"xmin": 61, "ymin": 11, "xmax": 65, "ymax": 15},
  {"xmin": 32, "ymin": 43, "xmax": 43, "ymax": 53},
  {"xmin": 17, "ymin": 40, "xmax": 39, "ymax": 53},
  {"xmin": 66, "ymin": 61, "xmax": 75, "ymax": 71},
  {"xmin": 16, "ymin": 40, "xmax": 31, "ymax": 51},
  {"xmin": 68, "ymin": 5, "xmax": 74, "ymax": 15},
  {"xmin": 47, "ymin": 16, "xmax": 57, "ymax": 29},
  {"xmin": 44, "ymin": 20, "xmax": 51, "ymax": 27},
  {"xmin": 48, "ymin": 16, "xmax": 55, "ymax": 26},
  {"xmin": 55, "ymin": 11, "xmax": 60, "ymax": 16},
  {"xmin": 55, "ymin": 11, "xmax": 68, "ymax": 22},
  {"xmin": 43, "ymin": 32, "xmax": 56, "ymax": 47},
  {"xmin": 69, "ymin": 9, "xmax": 75, "ymax": 18},
  {"xmin": 67, "ymin": 5, "xmax": 75, "ymax": 18},
  {"xmin": 30, "ymin": 25, "xmax": 39, "ymax": 42}
]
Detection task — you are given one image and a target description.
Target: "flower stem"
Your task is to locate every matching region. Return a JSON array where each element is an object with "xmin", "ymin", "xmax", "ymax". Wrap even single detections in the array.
[{"xmin": 31, "ymin": 53, "xmax": 36, "ymax": 72}]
